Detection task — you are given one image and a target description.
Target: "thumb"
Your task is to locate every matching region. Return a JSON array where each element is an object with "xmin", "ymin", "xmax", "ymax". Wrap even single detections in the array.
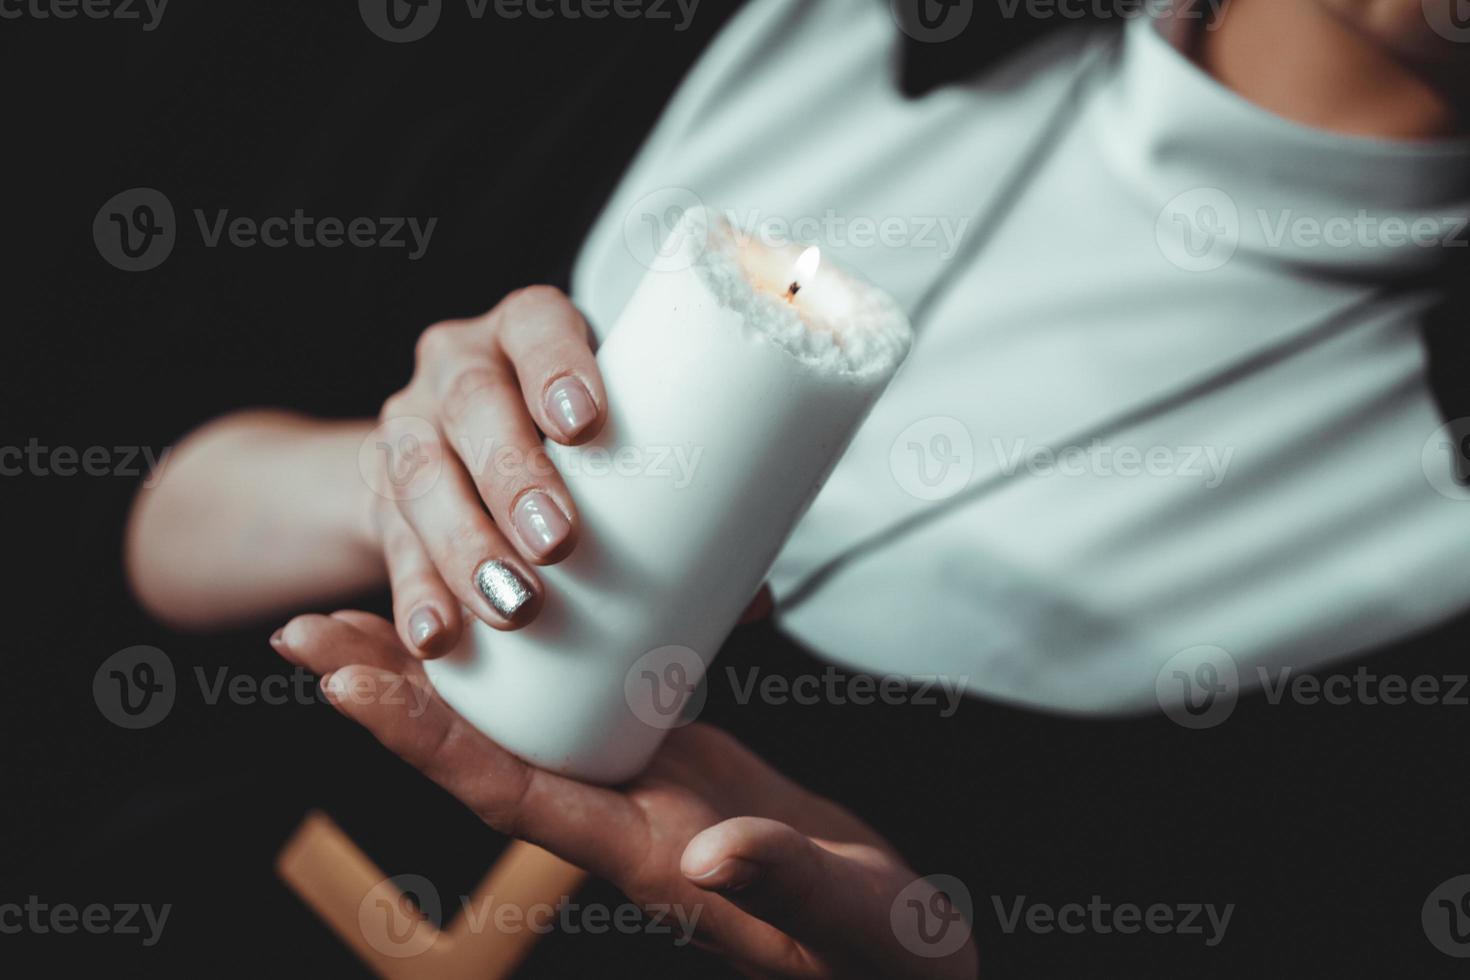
[
  {"xmin": 680, "ymin": 817, "xmax": 878, "ymax": 956},
  {"xmin": 681, "ymin": 817, "xmax": 978, "ymax": 979}
]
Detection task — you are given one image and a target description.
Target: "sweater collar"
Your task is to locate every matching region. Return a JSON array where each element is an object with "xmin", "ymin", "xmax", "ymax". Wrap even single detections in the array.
[{"xmin": 1092, "ymin": 13, "xmax": 1470, "ymax": 277}]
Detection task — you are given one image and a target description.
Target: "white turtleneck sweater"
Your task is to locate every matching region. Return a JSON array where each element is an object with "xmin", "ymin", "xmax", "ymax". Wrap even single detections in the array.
[{"xmin": 572, "ymin": 0, "xmax": 1470, "ymax": 713}]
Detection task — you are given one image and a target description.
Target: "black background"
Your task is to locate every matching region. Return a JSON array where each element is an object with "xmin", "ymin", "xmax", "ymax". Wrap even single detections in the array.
[{"xmin": 3, "ymin": 1, "xmax": 1469, "ymax": 977}]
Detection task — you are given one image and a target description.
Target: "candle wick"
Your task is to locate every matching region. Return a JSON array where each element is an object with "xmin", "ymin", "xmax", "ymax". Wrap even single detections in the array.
[{"xmin": 784, "ymin": 281, "xmax": 801, "ymax": 302}]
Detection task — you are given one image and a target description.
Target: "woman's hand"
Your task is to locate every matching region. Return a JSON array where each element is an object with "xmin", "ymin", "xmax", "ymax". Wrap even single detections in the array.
[
  {"xmin": 123, "ymin": 286, "xmax": 774, "ymax": 637},
  {"xmin": 369, "ymin": 286, "xmax": 607, "ymax": 658},
  {"xmin": 271, "ymin": 610, "xmax": 979, "ymax": 979}
]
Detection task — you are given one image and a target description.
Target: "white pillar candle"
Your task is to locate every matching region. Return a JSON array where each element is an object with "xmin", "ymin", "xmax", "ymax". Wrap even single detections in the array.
[{"xmin": 425, "ymin": 207, "xmax": 912, "ymax": 784}]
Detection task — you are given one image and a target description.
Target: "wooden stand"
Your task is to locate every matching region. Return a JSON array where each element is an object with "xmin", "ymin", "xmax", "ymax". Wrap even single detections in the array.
[{"xmin": 278, "ymin": 811, "xmax": 588, "ymax": 979}]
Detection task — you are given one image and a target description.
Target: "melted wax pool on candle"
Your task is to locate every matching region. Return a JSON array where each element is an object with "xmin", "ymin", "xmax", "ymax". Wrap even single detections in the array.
[{"xmin": 689, "ymin": 208, "xmax": 910, "ymax": 378}]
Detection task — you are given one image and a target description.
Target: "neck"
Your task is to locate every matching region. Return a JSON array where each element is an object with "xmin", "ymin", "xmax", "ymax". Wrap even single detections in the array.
[{"xmin": 1189, "ymin": 0, "xmax": 1465, "ymax": 139}]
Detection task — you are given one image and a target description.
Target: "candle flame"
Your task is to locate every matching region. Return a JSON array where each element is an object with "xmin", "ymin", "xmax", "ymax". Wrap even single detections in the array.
[
  {"xmin": 784, "ymin": 246, "xmax": 822, "ymax": 302},
  {"xmin": 795, "ymin": 246, "xmax": 821, "ymax": 284}
]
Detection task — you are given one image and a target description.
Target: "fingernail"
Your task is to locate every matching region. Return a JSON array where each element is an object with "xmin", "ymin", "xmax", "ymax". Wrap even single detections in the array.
[
  {"xmin": 408, "ymin": 606, "xmax": 443, "ymax": 651},
  {"xmin": 474, "ymin": 558, "xmax": 534, "ymax": 620},
  {"xmin": 545, "ymin": 376, "xmax": 596, "ymax": 440},
  {"xmin": 320, "ymin": 671, "xmax": 341, "ymax": 704},
  {"xmin": 686, "ymin": 857, "xmax": 763, "ymax": 893},
  {"xmin": 513, "ymin": 491, "xmax": 571, "ymax": 559},
  {"xmin": 269, "ymin": 628, "xmax": 287, "ymax": 650}
]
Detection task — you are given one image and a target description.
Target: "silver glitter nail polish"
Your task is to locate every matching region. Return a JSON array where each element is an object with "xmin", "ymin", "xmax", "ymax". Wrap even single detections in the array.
[{"xmin": 474, "ymin": 559, "xmax": 534, "ymax": 619}]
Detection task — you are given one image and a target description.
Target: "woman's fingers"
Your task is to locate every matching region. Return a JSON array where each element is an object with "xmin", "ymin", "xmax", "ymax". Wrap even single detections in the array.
[
  {"xmin": 329, "ymin": 661, "xmax": 644, "ymax": 877},
  {"xmin": 271, "ymin": 610, "xmax": 651, "ymax": 883},
  {"xmin": 492, "ymin": 286, "xmax": 607, "ymax": 445},
  {"xmin": 391, "ymin": 434, "xmax": 543, "ymax": 629},
  {"xmin": 682, "ymin": 818, "xmax": 850, "ymax": 946},
  {"xmin": 429, "ymin": 355, "xmax": 579, "ymax": 566},
  {"xmin": 328, "ymin": 609, "xmax": 404, "ymax": 645},
  {"xmin": 375, "ymin": 287, "xmax": 604, "ymax": 631},
  {"xmin": 272, "ymin": 611, "xmax": 417, "ymax": 677},
  {"xmin": 681, "ymin": 818, "xmax": 976, "ymax": 980},
  {"xmin": 377, "ymin": 504, "xmax": 462, "ymax": 657}
]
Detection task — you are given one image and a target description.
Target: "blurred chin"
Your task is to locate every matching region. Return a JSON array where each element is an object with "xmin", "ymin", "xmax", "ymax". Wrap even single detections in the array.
[{"xmin": 1315, "ymin": 0, "xmax": 1470, "ymax": 77}]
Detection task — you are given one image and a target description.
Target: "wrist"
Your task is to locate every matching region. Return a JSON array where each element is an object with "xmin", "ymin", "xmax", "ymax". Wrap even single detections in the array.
[{"xmin": 338, "ymin": 419, "xmax": 388, "ymax": 560}]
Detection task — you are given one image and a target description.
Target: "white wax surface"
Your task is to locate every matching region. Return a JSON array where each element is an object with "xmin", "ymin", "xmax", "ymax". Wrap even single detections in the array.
[
  {"xmin": 694, "ymin": 209, "xmax": 911, "ymax": 378},
  {"xmin": 425, "ymin": 208, "xmax": 911, "ymax": 783}
]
